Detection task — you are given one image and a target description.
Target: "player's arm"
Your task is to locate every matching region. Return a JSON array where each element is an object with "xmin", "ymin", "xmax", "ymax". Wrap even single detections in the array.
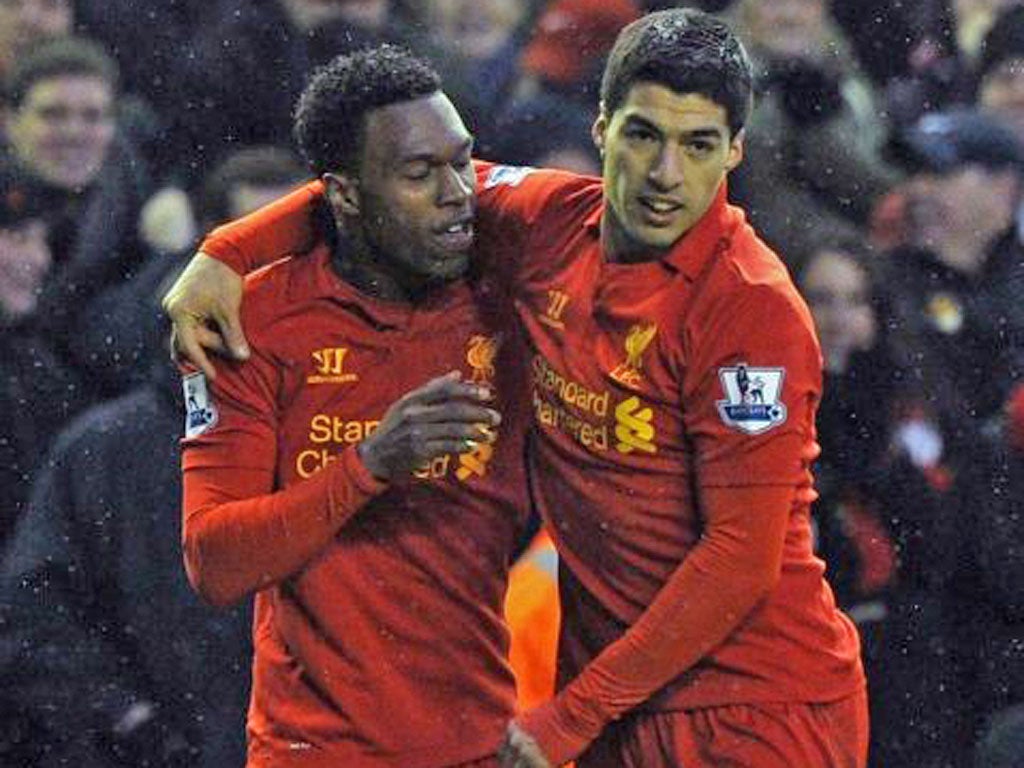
[
  {"xmin": 163, "ymin": 180, "xmax": 323, "ymax": 378},
  {"xmin": 505, "ymin": 286, "xmax": 821, "ymax": 766},
  {"xmin": 183, "ymin": 369, "xmax": 500, "ymax": 606},
  {"xmin": 505, "ymin": 485, "xmax": 791, "ymax": 765},
  {"xmin": 164, "ymin": 162, "xmax": 567, "ymax": 378}
]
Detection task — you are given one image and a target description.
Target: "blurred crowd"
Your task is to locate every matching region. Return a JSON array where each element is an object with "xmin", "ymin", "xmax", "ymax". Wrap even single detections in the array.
[{"xmin": 0, "ymin": 0, "xmax": 1023, "ymax": 766}]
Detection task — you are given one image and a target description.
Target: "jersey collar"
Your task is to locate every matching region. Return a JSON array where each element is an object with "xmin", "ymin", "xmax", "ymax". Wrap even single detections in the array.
[{"xmin": 585, "ymin": 181, "xmax": 739, "ymax": 279}]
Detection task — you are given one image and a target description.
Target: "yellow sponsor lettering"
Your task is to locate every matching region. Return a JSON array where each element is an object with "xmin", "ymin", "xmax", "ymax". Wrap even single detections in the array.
[
  {"xmin": 413, "ymin": 454, "xmax": 451, "ymax": 479},
  {"xmin": 308, "ymin": 414, "xmax": 380, "ymax": 444},
  {"xmin": 296, "ymin": 448, "xmax": 338, "ymax": 478}
]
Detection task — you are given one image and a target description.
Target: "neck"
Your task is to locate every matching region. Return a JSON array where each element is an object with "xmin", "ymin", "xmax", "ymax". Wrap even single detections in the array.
[{"xmin": 331, "ymin": 226, "xmax": 431, "ymax": 303}]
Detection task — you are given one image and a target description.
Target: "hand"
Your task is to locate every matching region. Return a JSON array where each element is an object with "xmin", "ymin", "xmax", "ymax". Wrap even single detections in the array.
[
  {"xmin": 498, "ymin": 722, "xmax": 553, "ymax": 768},
  {"xmin": 358, "ymin": 371, "xmax": 500, "ymax": 481},
  {"xmin": 162, "ymin": 252, "xmax": 249, "ymax": 379}
]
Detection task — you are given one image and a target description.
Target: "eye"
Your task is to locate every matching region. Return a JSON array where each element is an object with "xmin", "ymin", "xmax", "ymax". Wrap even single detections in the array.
[
  {"xmin": 624, "ymin": 125, "xmax": 658, "ymax": 142},
  {"xmin": 403, "ymin": 162, "xmax": 431, "ymax": 181},
  {"xmin": 685, "ymin": 139, "xmax": 716, "ymax": 156}
]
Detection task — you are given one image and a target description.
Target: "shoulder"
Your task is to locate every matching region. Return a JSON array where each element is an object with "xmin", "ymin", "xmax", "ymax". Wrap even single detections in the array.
[
  {"xmin": 476, "ymin": 161, "xmax": 602, "ymax": 223},
  {"xmin": 239, "ymin": 247, "xmax": 331, "ymax": 339},
  {"xmin": 49, "ymin": 385, "xmax": 167, "ymax": 464},
  {"xmin": 712, "ymin": 218, "xmax": 808, "ymax": 314}
]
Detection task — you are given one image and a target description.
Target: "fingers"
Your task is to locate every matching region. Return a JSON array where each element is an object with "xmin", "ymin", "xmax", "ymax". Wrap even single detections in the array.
[
  {"xmin": 402, "ymin": 370, "xmax": 493, "ymax": 407},
  {"xmin": 218, "ymin": 311, "xmax": 251, "ymax": 360},
  {"xmin": 171, "ymin": 319, "xmax": 219, "ymax": 380},
  {"xmin": 404, "ymin": 402, "xmax": 502, "ymax": 430}
]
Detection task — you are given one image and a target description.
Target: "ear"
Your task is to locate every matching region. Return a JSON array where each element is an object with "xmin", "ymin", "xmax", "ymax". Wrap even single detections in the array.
[
  {"xmin": 725, "ymin": 129, "xmax": 745, "ymax": 172},
  {"xmin": 323, "ymin": 172, "xmax": 360, "ymax": 219},
  {"xmin": 591, "ymin": 105, "xmax": 609, "ymax": 159}
]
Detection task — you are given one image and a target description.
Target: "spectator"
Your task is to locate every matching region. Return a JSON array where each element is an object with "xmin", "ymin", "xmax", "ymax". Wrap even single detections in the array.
[
  {"xmin": 952, "ymin": 383, "xmax": 1024, "ymax": 765},
  {"xmin": 976, "ymin": 4, "xmax": 1024, "ymax": 145},
  {"xmin": 729, "ymin": 0, "xmax": 901, "ymax": 270},
  {"xmin": 3, "ymin": 36, "xmax": 154, "ymax": 369},
  {"xmin": 0, "ymin": 355, "xmax": 252, "ymax": 767},
  {"xmin": 177, "ymin": 0, "xmax": 467, "ymax": 180},
  {"xmin": 0, "ymin": 160, "xmax": 87, "ymax": 549},
  {"xmin": 0, "ymin": 0, "xmax": 72, "ymax": 86},
  {"xmin": 799, "ymin": 241, "xmax": 964, "ymax": 768},
  {"xmin": 883, "ymin": 108, "xmax": 1024, "ymax": 427},
  {"xmin": 416, "ymin": 0, "xmax": 535, "ymax": 125},
  {"xmin": 488, "ymin": 91, "xmax": 600, "ymax": 174},
  {"xmin": 70, "ymin": 145, "xmax": 307, "ymax": 395},
  {"xmin": 514, "ymin": 0, "xmax": 640, "ymax": 104}
]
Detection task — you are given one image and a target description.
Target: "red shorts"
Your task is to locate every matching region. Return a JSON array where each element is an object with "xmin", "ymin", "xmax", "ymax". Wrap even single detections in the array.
[{"xmin": 577, "ymin": 689, "xmax": 869, "ymax": 768}]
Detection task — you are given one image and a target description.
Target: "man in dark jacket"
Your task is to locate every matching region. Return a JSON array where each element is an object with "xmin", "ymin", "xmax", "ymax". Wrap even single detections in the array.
[
  {"xmin": 0, "ymin": 356, "xmax": 251, "ymax": 766},
  {"xmin": 884, "ymin": 109, "xmax": 1024, "ymax": 431}
]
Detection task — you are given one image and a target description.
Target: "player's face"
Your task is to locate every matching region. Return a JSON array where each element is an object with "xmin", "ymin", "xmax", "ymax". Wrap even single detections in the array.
[
  {"xmin": 343, "ymin": 92, "xmax": 476, "ymax": 290},
  {"xmin": 593, "ymin": 83, "xmax": 742, "ymax": 261},
  {"xmin": 5, "ymin": 75, "xmax": 116, "ymax": 192}
]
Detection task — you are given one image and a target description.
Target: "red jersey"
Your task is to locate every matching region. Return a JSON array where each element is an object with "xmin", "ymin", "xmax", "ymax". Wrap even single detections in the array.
[
  {"xmin": 200, "ymin": 162, "xmax": 865, "ymax": 764},
  {"xmin": 476, "ymin": 163, "xmax": 862, "ymax": 694},
  {"xmin": 180, "ymin": 244, "xmax": 530, "ymax": 768}
]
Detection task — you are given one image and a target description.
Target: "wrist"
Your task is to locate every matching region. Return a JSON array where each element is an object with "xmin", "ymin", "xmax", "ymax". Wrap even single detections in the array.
[
  {"xmin": 356, "ymin": 441, "xmax": 390, "ymax": 481},
  {"xmin": 517, "ymin": 693, "xmax": 600, "ymax": 767}
]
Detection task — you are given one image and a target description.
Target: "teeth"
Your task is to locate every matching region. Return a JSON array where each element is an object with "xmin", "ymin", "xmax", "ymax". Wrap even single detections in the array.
[
  {"xmin": 446, "ymin": 223, "xmax": 467, "ymax": 234},
  {"xmin": 645, "ymin": 200, "xmax": 678, "ymax": 213}
]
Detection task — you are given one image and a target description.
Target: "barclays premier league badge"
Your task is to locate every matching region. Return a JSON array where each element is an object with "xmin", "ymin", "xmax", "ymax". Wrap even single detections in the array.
[
  {"xmin": 716, "ymin": 363, "xmax": 787, "ymax": 434},
  {"xmin": 484, "ymin": 165, "xmax": 535, "ymax": 189},
  {"xmin": 183, "ymin": 371, "xmax": 218, "ymax": 438}
]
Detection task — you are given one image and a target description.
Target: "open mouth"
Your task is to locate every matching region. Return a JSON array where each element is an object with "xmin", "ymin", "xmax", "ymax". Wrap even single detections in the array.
[
  {"xmin": 434, "ymin": 218, "xmax": 474, "ymax": 252},
  {"xmin": 638, "ymin": 196, "xmax": 684, "ymax": 226}
]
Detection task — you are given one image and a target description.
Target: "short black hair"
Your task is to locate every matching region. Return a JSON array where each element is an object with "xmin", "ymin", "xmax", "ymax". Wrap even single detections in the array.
[
  {"xmin": 6, "ymin": 36, "xmax": 118, "ymax": 109},
  {"xmin": 293, "ymin": 44, "xmax": 442, "ymax": 176},
  {"xmin": 600, "ymin": 9, "xmax": 753, "ymax": 136}
]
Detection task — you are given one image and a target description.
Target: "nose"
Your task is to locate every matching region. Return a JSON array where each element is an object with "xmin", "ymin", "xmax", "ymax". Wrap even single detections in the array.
[
  {"xmin": 437, "ymin": 164, "xmax": 473, "ymax": 206},
  {"xmin": 647, "ymin": 144, "xmax": 683, "ymax": 191}
]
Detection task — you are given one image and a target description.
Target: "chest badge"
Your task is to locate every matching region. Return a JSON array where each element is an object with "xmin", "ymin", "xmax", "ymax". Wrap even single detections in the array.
[
  {"xmin": 466, "ymin": 334, "xmax": 499, "ymax": 383},
  {"xmin": 610, "ymin": 322, "xmax": 658, "ymax": 388}
]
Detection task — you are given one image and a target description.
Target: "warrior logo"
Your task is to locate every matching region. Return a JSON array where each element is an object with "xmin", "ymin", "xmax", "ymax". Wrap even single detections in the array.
[
  {"xmin": 716, "ymin": 363, "xmax": 787, "ymax": 434},
  {"xmin": 308, "ymin": 348, "xmax": 358, "ymax": 384},
  {"xmin": 610, "ymin": 322, "xmax": 658, "ymax": 388}
]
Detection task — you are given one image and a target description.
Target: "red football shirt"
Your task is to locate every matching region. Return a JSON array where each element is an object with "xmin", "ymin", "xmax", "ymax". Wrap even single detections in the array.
[
  {"xmin": 200, "ymin": 163, "xmax": 865, "ymax": 763},
  {"xmin": 180, "ymin": 244, "xmax": 530, "ymax": 768}
]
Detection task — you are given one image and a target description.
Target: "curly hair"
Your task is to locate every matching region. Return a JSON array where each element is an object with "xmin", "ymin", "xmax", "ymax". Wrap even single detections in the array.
[
  {"xmin": 601, "ymin": 9, "xmax": 753, "ymax": 137},
  {"xmin": 293, "ymin": 44, "xmax": 442, "ymax": 176}
]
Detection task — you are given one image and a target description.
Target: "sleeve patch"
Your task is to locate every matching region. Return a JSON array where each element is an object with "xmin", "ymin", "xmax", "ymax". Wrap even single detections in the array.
[
  {"xmin": 716, "ymin": 364, "xmax": 787, "ymax": 434},
  {"xmin": 484, "ymin": 165, "xmax": 536, "ymax": 189},
  {"xmin": 183, "ymin": 371, "xmax": 219, "ymax": 438}
]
